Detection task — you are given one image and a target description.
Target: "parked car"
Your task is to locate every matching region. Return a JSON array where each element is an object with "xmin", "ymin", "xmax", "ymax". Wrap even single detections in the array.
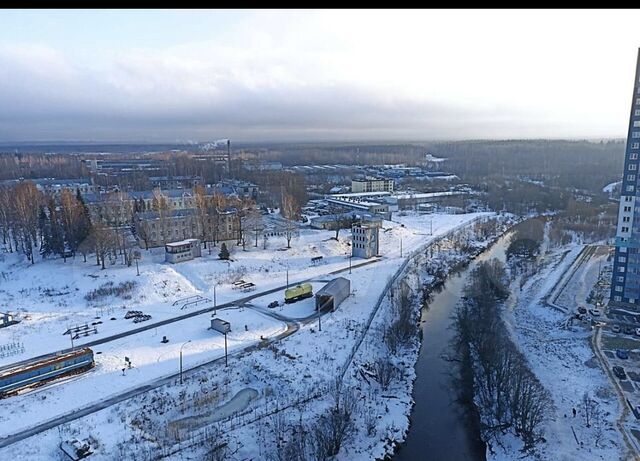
[
  {"xmin": 268, "ymin": 300, "xmax": 279, "ymax": 309},
  {"xmin": 578, "ymin": 306, "xmax": 587, "ymax": 314},
  {"xmin": 612, "ymin": 325, "xmax": 622, "ymax": 333},
  {"xmin": 589, "ymin": 309, "xmax": 602, "ymax": 317},
  {"xmin": 613, "ymin": 366, "xmax": 627, "ymax": 380},
  {"xmin": 617, "ymin": 349, "xmax": 630, "ymax": 360},
  {"xmin": 626, "ymin": 326, "xmax": 636, "ymax": 335},
  {"xmin": 636, "ymin": 328, "xmax": 640, "ymax": 337}
]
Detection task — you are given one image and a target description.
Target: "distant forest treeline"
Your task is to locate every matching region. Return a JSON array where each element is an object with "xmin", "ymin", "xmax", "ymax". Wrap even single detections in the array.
[
  {"xmin": 0, "ymin": 140, "xmax": 626, "ymax": 196},
  {"xmin": 430, "ymin": 139, "xmax": 625, "ymax": 192},
  {"xmin": 259, "ymin": 139, "xmax": 625, "ymax": 193}
]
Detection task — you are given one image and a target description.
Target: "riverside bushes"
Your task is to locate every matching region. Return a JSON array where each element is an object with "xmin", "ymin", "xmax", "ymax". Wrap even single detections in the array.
[{"xmin": 454, "ymin": 259, "xmax": 551, "ymax": 453}]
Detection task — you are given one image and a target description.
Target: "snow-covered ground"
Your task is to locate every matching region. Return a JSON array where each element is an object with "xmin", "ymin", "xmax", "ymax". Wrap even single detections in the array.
[
  {"xmin": 0, "ymin": 211, "xmax": 494, "ymax": 460},
  {"xmin": 496, "ymin": 243, "xmax": 625, "ymax": 461}
]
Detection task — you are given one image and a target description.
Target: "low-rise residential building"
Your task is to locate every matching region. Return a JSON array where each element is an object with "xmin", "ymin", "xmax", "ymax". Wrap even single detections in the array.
[
  {"xmin": 216, "ymin": 180, "xmax": 259, "ymax": 199},
  {"xmin": 134, "ymin": 208, "xmax": 238, "ymax": 249},
  {"xmin": 351, "ymin": 177, "xmax": 394, "ymax": 193},
  {"xmin": 149, "ymin": 176, "xmax": 202, "ymax": 189}
]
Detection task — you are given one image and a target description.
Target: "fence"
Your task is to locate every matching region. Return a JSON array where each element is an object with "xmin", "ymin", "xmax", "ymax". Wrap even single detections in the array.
[{"xmin": 338, "ymin": 215, "xmax": 486, "ymax": 381}]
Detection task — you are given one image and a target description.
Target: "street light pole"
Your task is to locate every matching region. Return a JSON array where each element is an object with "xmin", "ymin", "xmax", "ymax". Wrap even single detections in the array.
[
  {"xmin": 213, "ymin": 284, "xmax": 217, "ymax": 315},
  {"xmin": 286, "ymin": 266, "xmax": 289, "ymax": 289},
  {"xmin": 224, "ymin": 332, "xmax": 228, "ymax": 367},
  {"xmin": 400, "ymin": 236, "xmax": 403, "ymax": 258},
  {"xmin": 135, "ymin": 259, "xmax": 139, "ymax": 276},
  {"xmin": 349, "ymin": 253, "xmax": 352, "ymax": 274},
  {"xmin": 180, "ymin": 340, "xmax": 191, "ymax": 384}
]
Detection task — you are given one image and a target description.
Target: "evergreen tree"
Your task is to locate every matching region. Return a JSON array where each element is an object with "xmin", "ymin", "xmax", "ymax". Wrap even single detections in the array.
[
  {"xmin": 39, "ymin": 206, "xmax": 52, "ymax": 258},
  {"xmin": 47, "ymin": 200, "xmax": 65, "ymax": 259},
  {"xmin": 75, "ymin": 190, "xmax": 93, "ymax": 250},
  {"xmin": 218, "ymin": 242, "xmax": 230, "ymax": 260}
]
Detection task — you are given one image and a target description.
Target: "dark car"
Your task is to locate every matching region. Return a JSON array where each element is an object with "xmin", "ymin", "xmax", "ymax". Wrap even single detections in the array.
[
  {"xmin": 268, "ymin": 300, "xmax": 279, "ymax": 308},
  {"xmin": 613, "ymin": 366, "xmax": 627, "ymax": 380},
  {"xmin": 578, "ymin": 306, "xmax": 587, "ymax": 314},
  {"xmin": 625, "ymin": 326, "xmax": 635, "ymax": 335},
  {"xmin": 617, "ymin": 349, "xmax": 630, "ymax": 360}
]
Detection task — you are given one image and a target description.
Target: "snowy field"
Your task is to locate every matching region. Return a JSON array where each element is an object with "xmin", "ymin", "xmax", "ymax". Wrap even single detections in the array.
[{"xmin": 0, "ymin": 211, "xmax": 493, "ymax": 460}]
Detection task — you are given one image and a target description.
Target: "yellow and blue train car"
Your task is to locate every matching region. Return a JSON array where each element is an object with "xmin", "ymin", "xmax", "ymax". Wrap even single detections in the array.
[{"xmin": 0, "ymin": 348, "xmax": 95, "ymax": 398}]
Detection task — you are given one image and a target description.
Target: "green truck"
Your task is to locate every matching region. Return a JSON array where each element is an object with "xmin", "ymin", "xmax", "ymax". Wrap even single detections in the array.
[{"xmin": 284, "ymin": 283, "xmax": 313, "ymax": 304}]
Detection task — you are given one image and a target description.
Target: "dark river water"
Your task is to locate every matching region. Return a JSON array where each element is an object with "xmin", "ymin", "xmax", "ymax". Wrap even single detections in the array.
[{"xmin": 394, "ymin": 232, "xmax": 512, "ymax": 461}]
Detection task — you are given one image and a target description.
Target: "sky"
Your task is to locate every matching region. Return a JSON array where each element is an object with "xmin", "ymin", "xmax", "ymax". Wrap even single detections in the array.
[{"xmin": 2, "ymin": 9, "xmax": 640, "ymax": 143}]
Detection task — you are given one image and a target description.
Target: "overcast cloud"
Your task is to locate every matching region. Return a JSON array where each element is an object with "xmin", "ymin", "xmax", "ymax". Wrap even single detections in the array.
[{"xmin": 1, "ymin": 9, "xmax": 640, "ymax": 142}]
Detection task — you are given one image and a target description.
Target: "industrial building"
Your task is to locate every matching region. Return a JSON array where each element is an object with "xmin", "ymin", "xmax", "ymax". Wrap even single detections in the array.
[
  {"xmin": 165, "ymin": 239, "xmax": 202, "ymax": 263},
  {"xmin": 611, "ymin": 48, "xmax": 640, "ymax": 309},
  {"xmin": 326, "ymin": 197, "xmax": 391, "ymax": 220},
  {"xmin": 309, "ymin": 211, "xmax": 382, "ymax": 230},
  {"xmin": 315, "ymin": 277, "xmax": 351, "ymax": 311}
]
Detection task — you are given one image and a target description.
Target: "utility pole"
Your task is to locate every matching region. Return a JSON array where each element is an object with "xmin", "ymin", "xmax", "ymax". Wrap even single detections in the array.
[
  {"xmin": 180, "ymin": 340, "xmax": 191, "ymax": 384},
  {"xmin": 213, "ymin": 284, "xmax": 217, "ymax": 315},
  {"xmin": 349, "ymin": 253, "xmax": 352, "ymax": 274},
  {"xmin": 400, "ymin": 235, "xmax": 403, "ymax": 258},
  {"xmin": 286, "ymin": 266, "xmax": 289, "ymax": 289},
  {"xmin": 224, "ymin": 332, "xmax": 228, "ymax": 367}
]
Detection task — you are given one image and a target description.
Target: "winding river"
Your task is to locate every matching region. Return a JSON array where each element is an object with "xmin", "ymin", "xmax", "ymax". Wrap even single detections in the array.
[{"xmin": 394, "ymin": 231, "xmax": 513, "ymax": 461}]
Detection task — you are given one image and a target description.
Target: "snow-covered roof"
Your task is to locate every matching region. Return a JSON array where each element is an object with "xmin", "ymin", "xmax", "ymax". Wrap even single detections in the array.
[{"xmin": 165, "ymin": 239, "xmax": 200, "ymax": 247}]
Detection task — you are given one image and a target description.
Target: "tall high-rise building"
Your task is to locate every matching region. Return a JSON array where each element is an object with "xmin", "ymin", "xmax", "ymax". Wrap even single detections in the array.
[{"xmin": 610, "ymin": 50, "xmax": 640, "ymax": 309}]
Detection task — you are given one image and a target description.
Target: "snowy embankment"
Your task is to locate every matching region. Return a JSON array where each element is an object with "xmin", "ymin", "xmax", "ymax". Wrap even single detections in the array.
[{"xmin": 493, "ymin": 242, "xmax": 624, "ymax": 461}]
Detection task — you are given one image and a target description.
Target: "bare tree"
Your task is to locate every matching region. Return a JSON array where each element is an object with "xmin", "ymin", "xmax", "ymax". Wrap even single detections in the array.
[
  {"xmin": 12, "ymin": 181, "xmax": 43, "ymax": 263},
  {"xmin": 91, "ymin": 223, "xmax": 117, "ymax": 269},
  {"xmin": 151, "ymin": 188, "xmax": 171, "ymax": 245},
  {"xmin": 0, "ymin": 186, "xmax": 13, "ymax": 251},
  {"xmin": 194, "ymin": 185, "xmax": 211, "ymax": 249},
  {"xmin": 309, "ymin": 388, "xmax": 357, "ymax": 459},
  {"xmin": 583, "ymin": 392, "xmax": 594, "ymax": 428},
  {"xmin": 373, "ymin": 352, "xmax": 397, "ymax": 391},
  {"xmin": 243, "ymin": 205, "xmax": 264, "ymax": 248},
  {"xmin": 281, "ymin": 193, "xmax": 300, "ymax": 249},
  {"xmin": 209, "ymin": 191, "xmax": 228, "ymax": 247}
]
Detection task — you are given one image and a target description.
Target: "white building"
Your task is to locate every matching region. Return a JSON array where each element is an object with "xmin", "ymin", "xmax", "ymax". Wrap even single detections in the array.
[
  {"xmin": 165, "ymin": 239, "xmax": 202, "ymax": 263},
  {"xmin": 352, "ymin": 223, "xmax": 380, "ymax": 259},
  {"xmin": 351, "ymin": 177, "xmax": 394, "ymax": 193}
]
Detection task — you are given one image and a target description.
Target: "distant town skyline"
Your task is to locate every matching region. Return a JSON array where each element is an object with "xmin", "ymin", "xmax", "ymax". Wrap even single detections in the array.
[{"xmin": 2, "ymin": 9, "xmax": 640, "ymax": 143}]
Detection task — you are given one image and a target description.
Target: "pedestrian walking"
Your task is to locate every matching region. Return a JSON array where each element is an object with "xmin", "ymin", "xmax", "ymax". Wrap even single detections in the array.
[{"xmin": 572, "ymin": 407, "xmax": 577, "ymax": 417}]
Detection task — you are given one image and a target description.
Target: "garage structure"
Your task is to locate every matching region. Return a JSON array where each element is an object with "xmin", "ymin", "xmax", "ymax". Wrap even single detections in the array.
[{"xmin": 315, "ymin": 277, "xmax": 350, "ymax": 311}]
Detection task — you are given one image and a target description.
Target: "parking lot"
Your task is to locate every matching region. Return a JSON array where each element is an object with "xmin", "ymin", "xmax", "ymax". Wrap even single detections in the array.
[
  {"xmin": 601, "ymin": 332, "xmax": 640, "ymax": 396},
  {"xmin": 607, "ymin": 308, "xmax": 640, "ymax": 325}
]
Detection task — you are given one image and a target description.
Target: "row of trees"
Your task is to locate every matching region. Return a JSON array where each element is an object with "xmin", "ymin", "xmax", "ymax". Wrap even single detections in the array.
[
  {"xmin": 0, "ymin": 182, "xmax": 131, "ymax": 268},
  {"xmin": 1, "ymin": 180, "xmax": 306, "ymax": 266},
  {"xmin": 454, "ymin": 260, "xmax": 551, "ymax": 452}
]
